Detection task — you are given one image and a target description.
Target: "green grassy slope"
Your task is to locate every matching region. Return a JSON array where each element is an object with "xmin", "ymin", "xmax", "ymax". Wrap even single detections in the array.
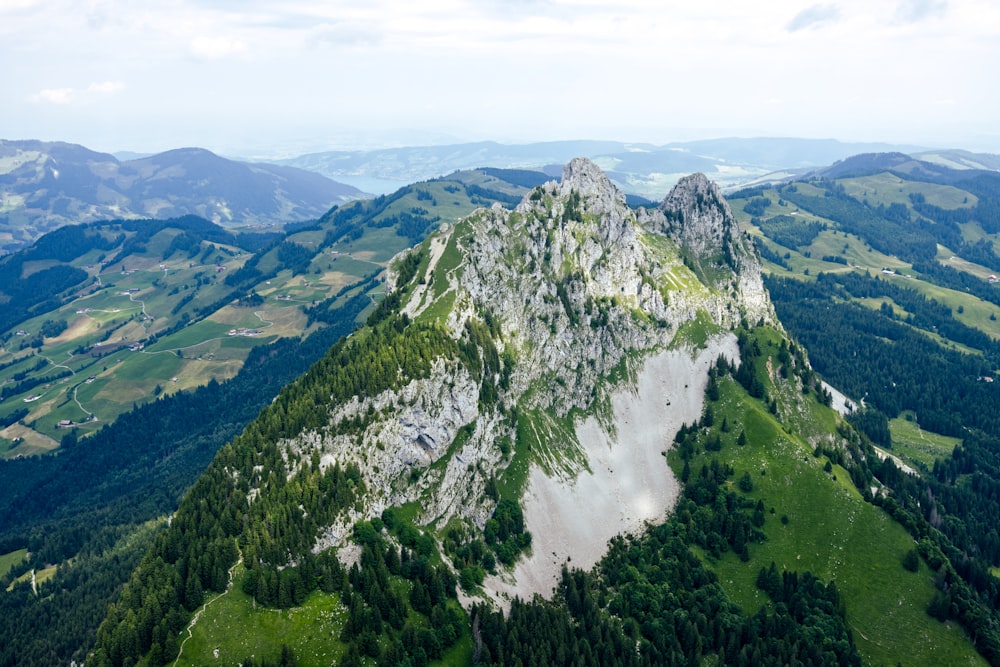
[{"xmin": 670, "ymin": 328, "xmax": 986, "ymax": 666}]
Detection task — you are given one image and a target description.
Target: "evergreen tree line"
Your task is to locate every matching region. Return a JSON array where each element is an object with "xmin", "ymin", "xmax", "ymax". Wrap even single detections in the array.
[
  {"xmin": 473, "ymin": 482, "xmax": 859, "ymax": 666},
  {"xmin": 92, "ymin": 275, "xmax": 509, "ymax": 666},
  {"xmin": 766, "ymin": 274, "xmax": 1000, "ymax": 437},
  {"xmin": 756, "ymin": 215, "xmax": 826, "ymax": 251},
  {"xmin": 337, "ymin": 538, "xmax": 465, "ymax": 667}
]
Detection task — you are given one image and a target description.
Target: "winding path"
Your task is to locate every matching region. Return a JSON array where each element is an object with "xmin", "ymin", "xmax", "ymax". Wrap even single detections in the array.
[{"xmin": 173, "ymin": 545, "xmax": 243, "ymax": 667}]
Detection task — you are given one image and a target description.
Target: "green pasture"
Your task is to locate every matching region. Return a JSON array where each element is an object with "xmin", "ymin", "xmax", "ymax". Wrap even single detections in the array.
[
  {"xmin": 337, "ymin": 227, "xmax": 412, "ymax": 264},
  {"xmin": 889, "ymin": 413, "xmax": 962, "ymax": 469},
  {"xmin": 173, "ymin": 565, "xmax": 348, "ymax": 667},
  {"xmin": 321, "ymin": 253, "xmax": 381, "ymax": 281},
  {"xmin": 957, "ymin": 221, "xmax": 1000, "ymax": 250},
  {"xmin": 0, "ymin": 548, "xmax": 27, "ymax": 577},
  {"xmin": 881, "ymin": 270, "xmax": 1000, "ymax": 340},
  {"xmin": 837, "ymin": 173, "xmax": 976, "ymax": 210},
  {"xmin": 676, "ymin": 332, "xmax": 987, "ymax": 667}
]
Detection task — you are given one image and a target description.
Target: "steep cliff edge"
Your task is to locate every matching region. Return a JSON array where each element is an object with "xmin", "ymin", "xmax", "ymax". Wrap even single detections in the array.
[{"xmin": 292, "ymin": 158, "xmax": 776, "ymax": 601}]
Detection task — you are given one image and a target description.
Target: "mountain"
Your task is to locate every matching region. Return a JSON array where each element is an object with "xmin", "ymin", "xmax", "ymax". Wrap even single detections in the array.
[
  {"xmin": 0, "ymin": 140, "xmax": 365, "ymax": 252},
  {"xmin": 275, "ymin": 137, "xmax": 929, "ymax": 198},
  {"xmin": 89, "ymin": 160, "xmax": 987, "ymax": 666},
  {"xmin": 914, "ymin": 149, "xmax": 1000, "ymax": 172}
]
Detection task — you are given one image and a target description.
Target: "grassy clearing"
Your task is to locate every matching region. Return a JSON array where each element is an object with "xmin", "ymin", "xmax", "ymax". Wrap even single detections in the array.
[
  {"xmin": 0, "ymin": 548, "xmax": 27, "ymax": 577},
  {"xmin": 676, "ymin": 332, "xmax": 987, "ymax": 667},
  {"xmin": 34, "ymin": 564, "xmax": 57, "ymax": 586},
  {"xmin": 416, "ymin": 290, "xmax": 457, "ymax": 326},
  {"xmin": 6, "ymin": 564, "xmax": 57, "ymax": 592},
  {"xmin": 337, "ymin": 227, "xmax": 411, "ymax": 264},
  {"xmin": 838, "ymin": 173, "xmax": 976, "ymax": 210},
  {"xmin": 889, "ymin": 413, "xmax": 962, "ymax": 469},
  {"xmin": 936, "ymin": 244, "xmax": 999, "ymax": 281},
  {"xmin": 881, "ymin": 271, "xmax": 1000, "ymax": 340},
  {"xmin": 175, "ymin": 566, "xmax": 347, "ymax": 667},
  {"xmin": 754, "ymin": 227, "xmax": 908, "ymax": 281},
  {"xmin": 671, "ymin": 310, "xmax": 720, "ymax": 350},
  {"xmin": 325, "ymin": 253, "xmax": 381, "ymax": 279},
  {"xmin": 433, "ymin": 633, "xmax": 473, "ymax": 666},
  {"xmin": 513, "ymin": 404, "xmax": 583, "ymax": 478},
  {"xmin": 728, "ymin": 188, "xmax": 808, "ymax": 225},
  {"xmin": 957, "ymin": 221, "xmax": 1000, "ymax": 250},
  {"xmin": 432, "ymin": 229, "xmax": 464, "ymax": 299}
]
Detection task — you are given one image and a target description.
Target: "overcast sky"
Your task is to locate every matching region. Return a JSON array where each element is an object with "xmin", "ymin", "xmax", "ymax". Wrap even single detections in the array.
[{"xmin": 2, "ymin": 0, "xmax": 997, "ymax": 156}]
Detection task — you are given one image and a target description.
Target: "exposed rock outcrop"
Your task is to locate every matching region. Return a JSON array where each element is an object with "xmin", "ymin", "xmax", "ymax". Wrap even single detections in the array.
[{"xmin": 282, "ymin": 159, "xmax": 778, "ymax": 604}]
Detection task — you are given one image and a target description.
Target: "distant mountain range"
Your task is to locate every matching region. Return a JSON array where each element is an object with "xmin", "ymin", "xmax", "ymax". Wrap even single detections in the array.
[
  {"xmin": 6, "ymin": 136, "xmax": 1000, "ymax": 256},
  {"xmin": 272, "ymin": 137, "xmax": 942, "ymax": 196},
  {"xmin": 0, "ymin": 140, "xmax": 363, "ymax": 252}
]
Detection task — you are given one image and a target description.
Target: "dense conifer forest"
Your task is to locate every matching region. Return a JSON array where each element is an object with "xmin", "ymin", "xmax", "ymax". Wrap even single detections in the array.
[{"xmin": 0, "ymin": 289, "xmax": 369, "ymax": 666}]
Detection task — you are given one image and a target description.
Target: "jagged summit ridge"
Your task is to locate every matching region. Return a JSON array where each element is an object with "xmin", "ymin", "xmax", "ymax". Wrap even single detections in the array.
[{"xmin": 296, "ymin": 158, "xmax": 776, "ymax": 601}]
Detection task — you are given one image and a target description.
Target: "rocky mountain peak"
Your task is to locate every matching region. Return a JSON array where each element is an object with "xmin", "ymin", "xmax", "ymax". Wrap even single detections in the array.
[
  {"xmin": 508, "ymin": 157, "xmax": 632, "ymax": 250},
  {"xmin": 639, "ymin": 172, "xmax": 761, "ymax": 290},
  {"xmin": 298, "ymin": 160, "xmax": 773, "ymax": 596},
  {"xmin": 558, "ymin": 157, "xmax": 625, "ymax": 205},
  {"xmin": 659, "ymin": 172, "xmax": 736, "ymax": 260}
]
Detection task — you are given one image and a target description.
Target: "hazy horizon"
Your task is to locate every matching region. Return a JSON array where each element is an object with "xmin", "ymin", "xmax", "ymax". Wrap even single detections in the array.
[{"xmin": 3, "ymin": 1, "xmax": 998, "ymax": 157}]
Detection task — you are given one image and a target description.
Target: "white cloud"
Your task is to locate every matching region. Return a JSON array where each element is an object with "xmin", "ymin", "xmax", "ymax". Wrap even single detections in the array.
[
  {"xmin": 0, "ymin": 0, "xmax": 40, "ymax": 12},
  {"xmin": 29, "ymin": 80, "xmax": 125, "ymax": 105},
  {"xmin": 309, "ymin": 21, "xmax": 382, "ymax": 48},
  {"xmin": 32, "ymin": 87, "xmax": 74, "ymax": 104},
  {"xmin": 786, "ymin": 4, "xmax": 841, "ymax": 32},
  {"xmin": 87, "ymin": 80, "xmax": 126, "ymax": 94},
  {"xmin": 190, "ymin": 35, "xmax": 248, "ymax": 60},
  {"xmin": 894, "ymin": 0, "xmax": 948, "ymax": 24},
  {"xmin": 3, "ymin": 0, "xmax": 999, "ymax": 152}
]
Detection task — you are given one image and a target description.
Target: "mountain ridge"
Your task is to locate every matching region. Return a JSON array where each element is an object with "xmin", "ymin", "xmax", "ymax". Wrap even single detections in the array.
[{"xmin": 0, "ymin": 139, "xmax": 364, "ymax": 252}]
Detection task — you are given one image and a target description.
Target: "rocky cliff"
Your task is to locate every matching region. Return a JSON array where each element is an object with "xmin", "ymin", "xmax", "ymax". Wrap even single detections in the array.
[{"xmin": 289, "ymin": 158, "xmax": 776, "ymax": 601}]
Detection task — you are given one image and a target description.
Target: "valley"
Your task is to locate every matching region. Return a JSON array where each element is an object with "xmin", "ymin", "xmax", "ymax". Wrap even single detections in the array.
[{"xmin": 0, "ymin": 170, "xmax": 538, "ymax": 459}]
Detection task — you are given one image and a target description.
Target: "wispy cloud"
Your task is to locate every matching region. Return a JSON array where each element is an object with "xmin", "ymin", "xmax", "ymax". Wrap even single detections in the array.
[
  {"xmin": 893, "ymin": 0, "xmax": 948, "ymax": 24},
  {"xmin": 31, "ymin": 80, "xmax": 125, "ymax": 105},
  {"xmin": 310, "ymin": 21, "xmax": 382, "ymax": 48},
  {"xmin": 786, "ymin": 4, "xmax": 840, "ymax": 32},
  {"xmin": 32, "ymin": 87, "xmax": 75, "ymax": 104},
  {"xmin": 190, "ymin": 35, "xmax": 248, "ymax": 60},
  {"xmin": 87, "ymin": 80, "xmax": 126, "ymax": 94}
]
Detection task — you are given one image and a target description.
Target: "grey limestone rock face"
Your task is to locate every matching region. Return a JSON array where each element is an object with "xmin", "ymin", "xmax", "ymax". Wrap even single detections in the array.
[{"xmin": 288, "ymin": 158, "xmax": 778, "ymax": 556}]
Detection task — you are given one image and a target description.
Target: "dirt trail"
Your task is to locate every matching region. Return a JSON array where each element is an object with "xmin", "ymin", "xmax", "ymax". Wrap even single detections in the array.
[
  {"xmin": 484, "ymin": 334, "xmax": 738, "ymax": 606},
  {"xmin": 172, "ymin": 546, "xmax": 243, "ymax": 666}
]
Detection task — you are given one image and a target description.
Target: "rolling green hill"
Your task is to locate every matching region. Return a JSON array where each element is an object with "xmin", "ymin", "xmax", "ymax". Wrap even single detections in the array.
[{"xmin": 728, "ymin": 159, "xmax": 1000, "ymax": 663}]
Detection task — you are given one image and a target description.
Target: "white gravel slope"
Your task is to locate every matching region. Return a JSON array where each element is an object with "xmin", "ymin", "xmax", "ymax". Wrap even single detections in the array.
[{"xmin": 484, "ymin": 334, "xmax": 738, "ymax": 606}]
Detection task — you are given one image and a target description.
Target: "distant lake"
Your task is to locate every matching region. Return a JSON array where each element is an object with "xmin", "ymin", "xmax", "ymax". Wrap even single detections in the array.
[{"xmin": 333, "ymin": 175, "xmax": 411, "ymax": 196}]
